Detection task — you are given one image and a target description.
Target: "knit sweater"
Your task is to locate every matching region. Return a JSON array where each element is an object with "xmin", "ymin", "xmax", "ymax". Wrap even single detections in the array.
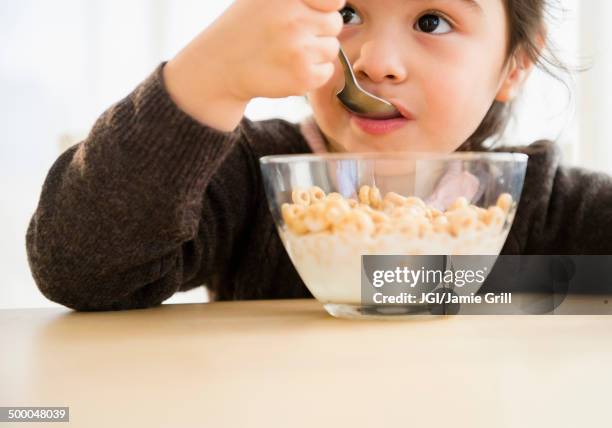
[{"xmin": 26, "ymin": 64, "xmax": 612, "ymax": 311}]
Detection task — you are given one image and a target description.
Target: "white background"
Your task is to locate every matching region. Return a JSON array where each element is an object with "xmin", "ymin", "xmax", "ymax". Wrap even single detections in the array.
[{"xmin": 1, "ymin": 0, "xmax": 608, "ymax": 309}]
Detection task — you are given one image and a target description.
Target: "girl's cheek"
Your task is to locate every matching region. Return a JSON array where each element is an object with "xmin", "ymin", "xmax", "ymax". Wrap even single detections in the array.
[
  {"xmin": 308, "ymin": 88, "xmax": 334, "ymax": 130},
  {"xmin": 404, "ymin": 91, "xmax": 465, "ymax": 152},
  {"xmin": 307, "ymin": 89, "xmax": 339, "ymax": 147},
  {"xmin": 313, "ymin": 64, "xmax": 344, "ymax": 111}
]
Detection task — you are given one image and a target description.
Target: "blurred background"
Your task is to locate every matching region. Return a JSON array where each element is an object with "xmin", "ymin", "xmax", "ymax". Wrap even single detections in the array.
[{"xmin": 1, "ymin": 0, "xmax": 610, "ymax": 309}]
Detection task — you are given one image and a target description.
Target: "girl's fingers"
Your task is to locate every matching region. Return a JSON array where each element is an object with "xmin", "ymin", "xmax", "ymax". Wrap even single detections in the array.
[
  {"xmin": 307, "ymin": 62, "xmax": 335, "ymax": 88},
  {"xmin": 309, "ymin": 11, "xmax": 344, "ymax": 36},
  {"xmin": 302, "ymin": 0, "xmax": 346, "ymax": 13},
  {"xmin": 310, "ymin": 36, "xmax": 341, "ymax": 64}
]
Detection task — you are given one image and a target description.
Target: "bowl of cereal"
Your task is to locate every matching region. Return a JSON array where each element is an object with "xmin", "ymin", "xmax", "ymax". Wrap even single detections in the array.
[{"xmin": 260, "ymin": 152, "xmax": 528, "ymax": 319}]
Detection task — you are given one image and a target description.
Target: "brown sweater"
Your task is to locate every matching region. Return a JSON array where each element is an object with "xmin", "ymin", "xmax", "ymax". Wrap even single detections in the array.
[{"xmin": 26, "ymin": 64, "xmax": 612, "ymax": 311}]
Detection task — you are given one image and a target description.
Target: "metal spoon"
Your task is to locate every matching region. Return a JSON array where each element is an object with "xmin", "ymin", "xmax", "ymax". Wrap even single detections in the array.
[{"xmin": 336, "ymin": 46, "xmax": 399, "ymax": 119}]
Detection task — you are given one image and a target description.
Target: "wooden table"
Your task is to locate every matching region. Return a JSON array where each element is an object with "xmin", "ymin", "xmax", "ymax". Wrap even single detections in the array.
[{"xmin": 1, "ymin": 299, "xmax": 611, "ymax": 427}]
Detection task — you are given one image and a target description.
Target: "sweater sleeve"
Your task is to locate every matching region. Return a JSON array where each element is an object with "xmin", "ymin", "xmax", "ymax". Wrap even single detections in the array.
[
  {"xmin": 525, "ymin": 164, "xmax": 612, "ymax": 254},
  {"xmin": 25, "ymin": 64, "xmax": 261, "ymax": 311}
]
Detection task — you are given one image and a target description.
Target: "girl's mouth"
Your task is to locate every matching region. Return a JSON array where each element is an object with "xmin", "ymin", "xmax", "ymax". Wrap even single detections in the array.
[
  {"xmin": 346, "ymin": 101, "xmax": 415, "ymax": 136},
  {"xmin": 350, "ymin": 114, "xmax": 410, "ymax": 135}
]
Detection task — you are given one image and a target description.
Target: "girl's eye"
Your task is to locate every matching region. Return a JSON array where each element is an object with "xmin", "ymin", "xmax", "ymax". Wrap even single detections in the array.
[
  {"xmin": 415, "ymin": 13, "xmax": 453, "ymax": 34},
  {"xmin": 339, "ymin": 6, "xmax": 362, "ymax": 25}
]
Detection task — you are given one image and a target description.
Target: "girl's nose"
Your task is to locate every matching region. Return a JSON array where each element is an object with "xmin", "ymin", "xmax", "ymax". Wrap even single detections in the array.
[{"xmin": 352, "ymin": 38, "xmax": 408, "ymax": 84}]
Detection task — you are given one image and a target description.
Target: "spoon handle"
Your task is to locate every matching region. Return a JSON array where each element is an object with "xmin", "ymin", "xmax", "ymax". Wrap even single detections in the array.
[{"xmin": 338, "ymin": 47, "xmax": 359, "ymax": 88}]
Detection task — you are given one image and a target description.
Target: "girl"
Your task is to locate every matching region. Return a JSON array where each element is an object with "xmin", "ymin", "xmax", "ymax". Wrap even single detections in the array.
[{"xmin": 26, "ymin": 0, "xmax": 612, "ymax": 311}]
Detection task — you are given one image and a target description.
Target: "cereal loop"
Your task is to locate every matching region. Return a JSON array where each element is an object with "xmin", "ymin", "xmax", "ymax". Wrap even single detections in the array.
[
  {"xmin": 309, "ymin": 186, "xmax": 326, "ymax": 203},
  {"xmin": 384, "ymin": 192, "xmax": 407, "ymax": 207},
  {"xmin": 358, "ymin": 186, "xmax": 371, "ymax": 205},
  {"xmin": 369, "ymin": 187, "xmax": 383, "ymax": 209},
  {"xmin": 326, "ymin": 192, "xmax": 343, "ymax": 202},
  {"xmin": 448, "ymin": 197, "xmax": 469, "ymax": 211},
  {"xmin": 430, "ymin": 209, "xmax": 443, "ymax": 218},
  {"xmin": 405, "ymin": 197, "xmax": 426, "ymax": 210},
  {"xmin": 281, "ymin": 203, "xmax": 304, "ymax": 223},
  {"xmin": 485, "ymin": 206, "xmax": 505, "ymax": 227},
  {"xmin": 336, "ymin": 210, "xmax": 374, "ymax": 236},
  {"xmin": 304, "ymin": 203, "xmax": 329, "ymax": 233},
  {"xmin": 448, "ymin": 208, "xmax": 478, "ymax": 236},
  {"xmin": 475, "ymin": 207, "xmax": 488, "ymax": 221},
  {"xmin": 282, "ymin": 203, "xmax": 308, "ymax": 235},
  {"xmin": 497, "ymin": 193, "xmax": 513, "ymax": 213},
  {"xmin": 292, "ymin": 188, "xmax": 311, "ymax": 207},
  {"xmin": 369, "ymin": 210, "xmax": 390, "ymax": 224},
  {"xmin": 324, "ymin": 199, "xmax": 350, "ymax": 224}
]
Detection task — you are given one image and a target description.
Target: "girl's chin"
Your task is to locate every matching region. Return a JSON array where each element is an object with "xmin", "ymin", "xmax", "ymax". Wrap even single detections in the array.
[
  {"xmin": 339, "ymin": 121, "xmax": 416, "ymax": 153},
  {"xmin": 334, "ymin": 135, "xmax": 413, "ymax": 154}
]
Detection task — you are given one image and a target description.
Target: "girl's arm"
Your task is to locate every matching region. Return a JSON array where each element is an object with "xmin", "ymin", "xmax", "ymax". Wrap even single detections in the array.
[
  {"xmin": 26, "ymin": 66, "xmax": 260, "ymax": 311},
  {"xmin": 26, "ymin": 0, "xmax": 345, "ymax": 310}
]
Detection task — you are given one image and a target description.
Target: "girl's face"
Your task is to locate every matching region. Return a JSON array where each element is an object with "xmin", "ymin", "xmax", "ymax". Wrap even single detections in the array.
[{"xmin": 308, "ymin": 0, "xmax": 523, "ymax": 153}]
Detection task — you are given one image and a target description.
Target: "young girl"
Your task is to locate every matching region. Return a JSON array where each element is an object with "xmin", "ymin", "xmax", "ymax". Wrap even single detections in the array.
[{"xmin": 26, "ymin": 0, "xmax": 612, "ymax": 311}]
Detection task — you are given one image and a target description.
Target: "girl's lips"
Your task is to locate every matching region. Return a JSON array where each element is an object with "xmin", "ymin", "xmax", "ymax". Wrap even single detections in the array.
[
  {"xmin": 343, "ymin": 98, "xmax": 415, "ymax": 136},
  {"xmin": 350, "ymin": 111, "xmax": 413, "ymax": 135}
]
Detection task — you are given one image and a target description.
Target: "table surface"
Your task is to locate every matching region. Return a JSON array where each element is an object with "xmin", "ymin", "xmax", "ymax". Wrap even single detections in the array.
[{"xmin": 2, "ymin": 298, "xmax": 612, "ymax": 427}]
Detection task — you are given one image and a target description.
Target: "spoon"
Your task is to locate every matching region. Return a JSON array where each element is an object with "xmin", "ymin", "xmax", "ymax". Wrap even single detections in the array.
[{"xmin": 336, "ymin": 46, "xmax": 400, "ymax": 119}]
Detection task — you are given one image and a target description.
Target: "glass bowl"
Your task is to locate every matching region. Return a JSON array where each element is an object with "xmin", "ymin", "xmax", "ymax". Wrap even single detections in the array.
[{"xmin": 260, "ymin": 152, "xmax": 528, "ymax": 319}]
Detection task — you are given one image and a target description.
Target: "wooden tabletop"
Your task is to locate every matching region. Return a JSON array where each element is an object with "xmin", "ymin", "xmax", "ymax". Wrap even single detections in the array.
[{"xmin": 1, "ymin": 298, "xmax": 611, "ymax": 427}]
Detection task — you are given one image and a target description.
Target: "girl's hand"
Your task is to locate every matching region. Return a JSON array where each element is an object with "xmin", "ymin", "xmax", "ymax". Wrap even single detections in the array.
[{"xmin": 164, "ymin": 0, "xmax": 345, "ymax": 132}]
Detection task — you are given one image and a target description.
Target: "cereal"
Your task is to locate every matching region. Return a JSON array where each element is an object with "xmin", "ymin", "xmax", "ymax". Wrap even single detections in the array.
[
  {"xmin": 405, "ymin": 197, "xmax": 427, "ymax": 210},
  {"xmin": 497, "ymin": 193, "xmax": 513, "ymax": 213},
  {"xmin": 474, "ymin": 207, "xmax": 488, "ymax": 221},
  {"xmin": 447, "ymin": 208, "xmax": 478, "ymax": 236},
  {"xmin": 368, "ymin": 210, "xmax": 390, "ymax": 224},
  {"xmin": 391, "ymin": 205, "xmax": 425, "ymax": 219},
  {"xmin": 384, "ymin": 192, "xmax": 407, "ymax": 207},
  {"xmin": 281, "ymin": 203, "xmax": 308, "ymax": 235},
  {"xmin": 309, "ymin": 186, "xmax": 326, "ymax": 203},
  {"xmin": 432, "ymin": 215, "xmax": 450, "ymax": 234},
  {"xmin": 358, "ymin": 185, "xmax": 371, "ymax": 205},
  {"xmin": 281, "ymin": 203, "xmax": 302, "ymax": 222},
  {"xmin": 347, "ymin": 199, "xmax": 359, "ymax": 208},
  {"xmin": 335, "ymin": 210, "xmax": 375, "ymax": 236},
  {"xmin": 292, "ymin": 188, "xmax": 311, "ymax": 207},
  {"xmin": 430, "ymin": 208, "xmax": 444, "ymax": 219},
  {"xmin": 281, "ymin": 185, "xmax": 513, "ymax": 242},
  {"xmin": 358, "ymin": 185, "xmax": 382, "ymax": 209},
  {"xmin": 281, "ymin": 186, "xmax": 516, "ymax": 304},
  {"xmin": 375, "ymin": 222, "xmax": 394, "ymax": 235},
  {"xmin": 448, "ymin": 196, "xmax": 469, "ymax": 211},
  {"xmin": 324, "ymin": 199, "xmax": 350, "ymax": 224},
  {"xmin": 304, "ymin": 202, "xmax": 329, "ymax": 233},
  {"xmin": 485, "ymin": 206, "xmax": 506, "ymax": 227},
  {"xmin": 369, "ymin": 187, "xmax": 383, "ymax": 209},
  {"xmin": 326, "ymin": 192, "xmax": 344, "ymax": 202}
]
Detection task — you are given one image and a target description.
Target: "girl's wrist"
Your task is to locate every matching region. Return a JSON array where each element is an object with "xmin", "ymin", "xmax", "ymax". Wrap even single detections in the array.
[{"xmin": 163, "ymin": 43, "xmax": 249, "ymax": 133}]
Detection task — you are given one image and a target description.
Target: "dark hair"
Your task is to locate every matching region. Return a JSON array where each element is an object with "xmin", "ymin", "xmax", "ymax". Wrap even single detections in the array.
[{"xmin": 461, "ymin": 0, "xmax": 568, "ymax": 150}]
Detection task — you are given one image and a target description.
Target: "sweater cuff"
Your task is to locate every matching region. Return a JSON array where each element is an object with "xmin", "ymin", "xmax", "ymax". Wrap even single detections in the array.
[{"xmin": 121, "ymin": 62, "xmax": 244, "ymax": 189}]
